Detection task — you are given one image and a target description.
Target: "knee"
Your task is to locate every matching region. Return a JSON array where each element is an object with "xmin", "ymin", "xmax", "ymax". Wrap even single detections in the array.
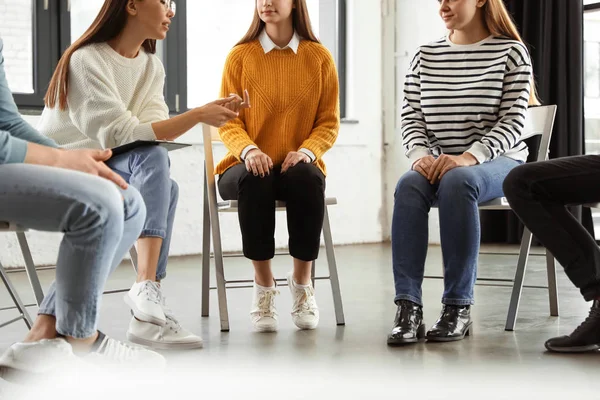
[
  {"xmin": 284, "ymin": 163, "xmax": 324, "ymax": 191},
  {"xmin": 239, "ymin": 168, "xmax": 274, "ymax": 190},
  {"xmin": 80, "ymin": 181, "xmax": 125, "ymax": 234},
  {"xmin": 394, "ymin": 171, "xmax": 428, "ymax": 201},
  {"xmin": 437, "ymin": 167, "xmax": 479, "ymax": 198},
  {"xmin": 503, "ymin": 164, "xmax": 530, "ymax": 201}
]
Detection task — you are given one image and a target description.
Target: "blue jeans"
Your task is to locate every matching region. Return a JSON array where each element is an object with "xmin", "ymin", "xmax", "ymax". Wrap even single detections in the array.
[
  {"xmin": 106, "ymin": 146, "xmax": 178, "ymax": 280},
  {"xmin": 392, "ymin": 156, "xmax": 520, "ymax": 306},
  {"xmin": 0, "ymin": 164, "xmax": 145, "ymax": 338}
]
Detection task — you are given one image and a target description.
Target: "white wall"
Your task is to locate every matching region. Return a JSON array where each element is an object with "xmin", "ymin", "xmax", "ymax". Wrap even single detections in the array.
[
  {"xmin": 1, "ymin": 0, "xmax": 385, "ymax": 268},
  {"xmin": 382, "ymin": 0, "xmax": 446, "ymax": 243}
]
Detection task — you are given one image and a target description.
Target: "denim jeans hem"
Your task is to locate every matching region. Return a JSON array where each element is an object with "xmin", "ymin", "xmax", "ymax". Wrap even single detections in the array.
[
  {"xmin": 442, "ymin": 298, "xmax": 474, "ymax": 306},
  {"xmin": 38, "ymin": 308, "xmax": 55, "ymax": 317},
  {"xmin": 141, "ymin": 229, "xmax": 166, "ymax": 239},
  {"xmin": 394, "ymin": 294, "xmax": 422, "ymax": 306},
  {"xmin": 55, "ymin": 325, "xmax": 97, "ymax": 340},
  {"xmin": 156, "ymin": 272, "xmax": 167, "ymax": 281}
]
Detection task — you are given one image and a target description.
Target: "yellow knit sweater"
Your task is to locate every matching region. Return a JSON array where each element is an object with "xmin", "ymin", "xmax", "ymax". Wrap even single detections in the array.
[{"xmin": 215, "ymin": 39, "xmax": 340, "ymax": 176}]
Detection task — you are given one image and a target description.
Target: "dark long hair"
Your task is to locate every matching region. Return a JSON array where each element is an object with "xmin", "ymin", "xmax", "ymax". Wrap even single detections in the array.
[
  {"xmin": 237, "ymin": 0, "xmax": 319, "ymax": 46},
  {"xmin": 45, "ymin": 0, "xmax": 156, "ymax": 110}
]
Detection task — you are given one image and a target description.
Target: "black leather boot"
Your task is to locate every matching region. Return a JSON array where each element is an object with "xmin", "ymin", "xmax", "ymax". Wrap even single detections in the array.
[
  {"xmin": 387, "ymin": 300, "xmax": 426, "ymax": 346},
  {"xmin": 545, "ymin": 300, "xmax": 600, "ymax": 353},
  {"xmin": 426, "ymin": 304, "xmax": 472, "ymax": 342}
]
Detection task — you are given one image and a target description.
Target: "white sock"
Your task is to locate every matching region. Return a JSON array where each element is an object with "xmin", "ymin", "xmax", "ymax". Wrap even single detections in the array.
[
  {"xmin": 292, "ymin": 279, "xmax": 310, "ymax": 289},
  {"xmin": 256, "ymin": 282, "xmax": 275, "ymax": 290}
]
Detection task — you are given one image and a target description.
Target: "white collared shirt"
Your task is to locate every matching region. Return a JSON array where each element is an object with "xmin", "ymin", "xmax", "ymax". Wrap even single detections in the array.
[
  {"xmin": 258, "ymin": 29, "xmax": 301, "ymax": 54},
  {"xmin": 240, "ymin": 29, "xmax": 316, "ymax": 163}
]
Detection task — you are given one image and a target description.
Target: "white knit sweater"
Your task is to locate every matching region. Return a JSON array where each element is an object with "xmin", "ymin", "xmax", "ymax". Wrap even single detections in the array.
[{"xmin": 38, "ymin": 42, "xmax": 169, "ymax": 149}]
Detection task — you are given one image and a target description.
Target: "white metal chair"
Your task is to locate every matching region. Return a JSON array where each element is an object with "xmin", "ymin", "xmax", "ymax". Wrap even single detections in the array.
[{"xmin": 201, "ymin": 124, "xmax": 345, "ymax": 332}]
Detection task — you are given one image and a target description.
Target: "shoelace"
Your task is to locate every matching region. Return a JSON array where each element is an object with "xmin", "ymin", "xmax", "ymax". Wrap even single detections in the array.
[
  {"xmin": 256, "ymin": 290, "xmax": 279, "ymax": 317},
  {"xmin": 160, "ymin": 296, "xmax": 182, "ymax": 334},
  {"xmin": 96, "ymin": 337, "xmax": 140, "ymax": 362},
  {"xmin": 292, "ymin": 286, "xmax": 317, "ymax": 315},
  {"xmin": 138, "ymin": 281, "xmax": 161, "ymax": 304},
  {"xmin": 570, "ymin": 306, "xmax": 600, "ymax": 337}
]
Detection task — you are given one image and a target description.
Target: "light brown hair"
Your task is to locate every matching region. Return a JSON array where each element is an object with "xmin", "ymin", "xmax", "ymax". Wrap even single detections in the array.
[
  {"xmin": 481, "ymin": 0, "xmax": 540, "ymax": 105},
  {"xmin": 45, "ymin": 0, "xmax": 156, "ymax": 110}
]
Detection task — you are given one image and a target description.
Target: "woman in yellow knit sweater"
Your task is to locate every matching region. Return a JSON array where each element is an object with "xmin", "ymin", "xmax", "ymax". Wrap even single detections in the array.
[{"xmin": 217, "ymin": 0, "xmax": 340, "ymax": 332}]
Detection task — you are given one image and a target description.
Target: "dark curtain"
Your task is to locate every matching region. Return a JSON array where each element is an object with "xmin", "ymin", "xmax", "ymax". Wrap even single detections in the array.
[{"xmin": 480, "ymin": 0, "xmax": 594, "ymax": 243}]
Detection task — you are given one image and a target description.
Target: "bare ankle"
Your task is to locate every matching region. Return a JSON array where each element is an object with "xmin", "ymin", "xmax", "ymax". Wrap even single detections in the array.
[
  {"xmin": 23, "ymin": 315, "xmax": 57, "ymax": 343},
  {"xmin": 66, "ymin": 331, "xmax": 99, "ymax": 354}
]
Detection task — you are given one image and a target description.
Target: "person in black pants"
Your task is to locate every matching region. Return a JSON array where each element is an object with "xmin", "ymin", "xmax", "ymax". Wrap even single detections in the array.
[
  {"xmin": 219, "ymin": 163, "xmax": 326, "ymax": 332},
  {"xmin": 503, "ymin": 155, "xmax": 600, "ymax": 353}
]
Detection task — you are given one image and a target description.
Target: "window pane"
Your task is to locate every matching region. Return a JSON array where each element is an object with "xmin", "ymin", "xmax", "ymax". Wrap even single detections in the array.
[
  {"xmin": 0, "ymin": 0, "xmax": 34, "ymax": 94},
  {"xmin": 187, "ymin": 0, "xmax": 321, "ymax": 108},
  {"xmin": 70, "ymin": 0, "xmax": 106, "ymax": 42}
]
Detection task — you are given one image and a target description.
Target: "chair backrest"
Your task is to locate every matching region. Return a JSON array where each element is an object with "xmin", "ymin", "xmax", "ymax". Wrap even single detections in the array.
[{"xmin": 520, "ymin": 105, "xmax": 557, "ymax": 163}]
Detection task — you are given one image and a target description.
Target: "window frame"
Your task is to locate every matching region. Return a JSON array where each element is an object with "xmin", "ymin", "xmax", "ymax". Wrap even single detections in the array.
[
  {"xmin": 167, "ymin": 0, "xmax": 348, "ymax": 118},
  {"xmin": 10, "ymin": 0, "xmax": 62, "ymax": 109},
  {"xmin": 10, "ymin": 0, "xmax": 346, "ymax": 117}
]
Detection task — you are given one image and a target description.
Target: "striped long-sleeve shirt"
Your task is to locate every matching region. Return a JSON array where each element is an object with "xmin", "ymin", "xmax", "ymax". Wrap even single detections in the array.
[{"xmin": 401, "ymin": 35, "xmax": 533, "ymax": 165}]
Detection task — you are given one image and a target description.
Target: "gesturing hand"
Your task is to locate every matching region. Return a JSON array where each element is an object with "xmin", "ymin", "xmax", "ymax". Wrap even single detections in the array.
[
  {"xmin": 245, "ymin": 149, "xmax": 273, "ymax": 178},
  {"xmin": 281, "ymin": 151, "xmax": 311, "ymax": 174},
  {"xmin": 427, "ymin": 153, "xmax": 478, "ymax": 184},
  {"xmin": 219, "ymin": 89, "xmax": 251, "ymax": 113}
]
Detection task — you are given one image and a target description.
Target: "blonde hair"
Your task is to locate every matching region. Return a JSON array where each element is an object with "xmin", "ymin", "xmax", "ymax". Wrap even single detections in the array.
[{"xmin": 481, "ymin": 0, "xmax": 540, "ymax": 105}]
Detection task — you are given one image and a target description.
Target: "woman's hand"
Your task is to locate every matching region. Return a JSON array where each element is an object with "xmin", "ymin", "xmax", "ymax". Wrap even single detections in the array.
[
  {"xmin": 53, "ymin": 148, "xmax": 128, "ymax": 189},
  {"xmin": 197, "ymin": 100, "xmax": 240, "ymax": 127},
  {"xmin": 412, "ymin": 155, "xmax": 435, "ymax": 179},
  {"xmin": 281, "ymin": 151, "xmax": 311, "ymax": 174},
  {"xmin": 245, "ymin": 149, "xmax": 273, "ymax": 177},
  {"xmin": 428, "ymin": 153, "xmax": 478, "ymax": 184},
  {"xmin": 220, "ymin": 89, "xmax": 251, "ymax": 113}
]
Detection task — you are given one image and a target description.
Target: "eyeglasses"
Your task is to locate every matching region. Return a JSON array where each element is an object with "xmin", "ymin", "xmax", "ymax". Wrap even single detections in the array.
[{"xmin": 162, "ymin": 0, "xmax": 176, "ymax": 15}]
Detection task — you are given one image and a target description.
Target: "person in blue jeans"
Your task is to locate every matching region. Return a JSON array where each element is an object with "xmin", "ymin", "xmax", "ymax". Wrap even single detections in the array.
[
  {"xmin": 37, "ymin": 0, "xmax": 245, "ymax": 349},
  {"xmin": 388, "ymin": 0, "xmax": 537, "ymax": 345},
  {"xmin": 0, "ymin": 39, "xmax": 163, "ymax": 380}
]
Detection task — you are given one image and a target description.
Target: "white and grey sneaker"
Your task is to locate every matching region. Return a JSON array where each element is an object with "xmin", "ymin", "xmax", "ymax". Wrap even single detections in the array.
[
  {"xmin": 86, "ymin": 332, "xmax": 165, "ymax": 369},
  {"xmin": 124, "ymin": 280, "xmax": 166, "ymax": 326},
  {"xmin": 287, "ymin": 273, "xmax": 319, "ymax": 330},
  {"xmin": 0, "ymin": 338, "xmax": 78, "ymax": 382},
  {"xmin": 127, "ymin": 310, "xmax": 203, "ymax": 350},
  {"xmin": 250, "ymin": 282, "xmax": 280, "ymax": 332}
]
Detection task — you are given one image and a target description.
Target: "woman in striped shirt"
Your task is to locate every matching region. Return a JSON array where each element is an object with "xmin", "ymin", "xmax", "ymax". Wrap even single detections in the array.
[{"xmin": 388, "ymin": 0, "xmax": 537, "ymax": 345}]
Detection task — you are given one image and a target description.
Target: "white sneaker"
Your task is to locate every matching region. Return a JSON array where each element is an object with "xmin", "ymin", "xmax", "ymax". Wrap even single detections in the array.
[
  {"xmin": 251, "ymin": 282, "xmax": 279, "ymax": 332},
  {"xmin": 124, "ymin": 280, "xmax": 166, "ymax": 326},
  {"xmin": 86, "ymin": 332, "xmax": 165, "ymax": 369},
  {"xmin": 127, "ymin": 313, "xmax": 203, "ymax": 350},
  {"xmin": 0, "ymin": 339, "xmax": 78, "ymax": 381},
  {"xmin": 287, "ymin": 273, "xmax": 319, "ymax": 330}
]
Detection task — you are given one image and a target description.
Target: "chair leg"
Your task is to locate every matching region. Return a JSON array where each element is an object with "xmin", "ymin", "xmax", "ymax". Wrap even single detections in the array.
[
  {"xmin": 546, "ymin": 249, "xmax": 559, "ymax": 317},
  {"xmin": 322, "ymin": 206, "xmax": 345, "ymax": 326},
  {"xmin": 16, "ymin": 232, "xmax": 44, "ymax": 307},
  {"xmin": 129, "ymin": 246, "xmax": 138, "ymax": 273},
  {"xmin": 201, "ymin": 172, "xmax": 211, "ymax": 317},
  {"xmin": 505, "ymin": 227, "xmax": 533, "ymax": 331},
  {"xmin": 0, "ymin": 261, "xmax": 33, "ymax": 329}
]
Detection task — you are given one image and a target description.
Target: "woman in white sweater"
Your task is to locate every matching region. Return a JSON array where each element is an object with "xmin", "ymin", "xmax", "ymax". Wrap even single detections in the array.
[
  {"xmin": 387, "ymin": 0, "xmax": 538, "ymax": 345},
  {"xmin": 38, "ymin": 0, "xmax": 246, "ymax": 350}
]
